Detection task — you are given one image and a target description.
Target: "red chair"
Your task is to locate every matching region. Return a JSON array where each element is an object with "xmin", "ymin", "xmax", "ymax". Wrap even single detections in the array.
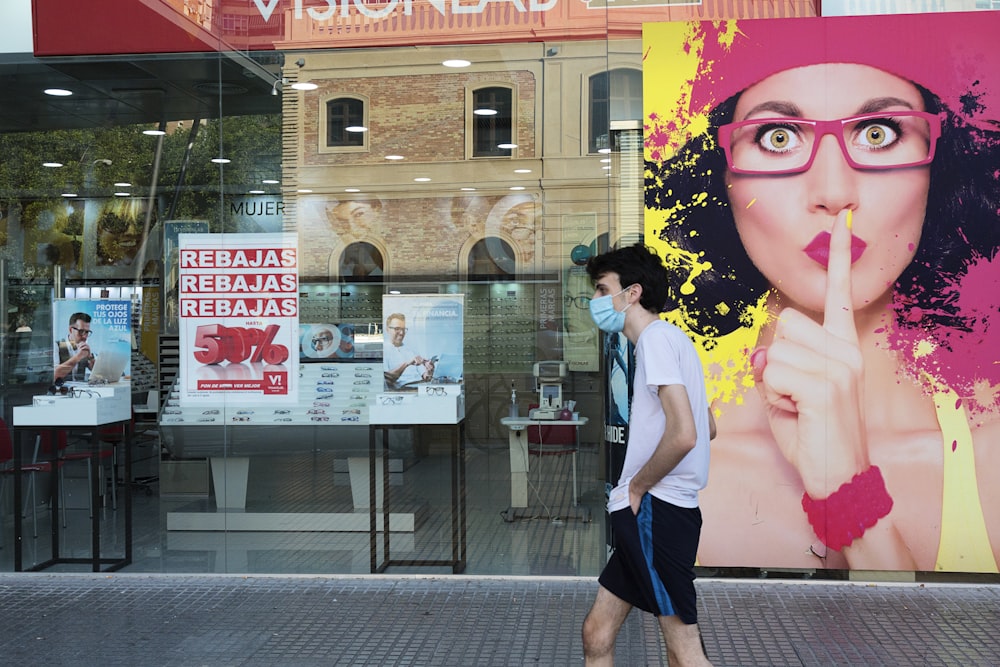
[
  {"xmin": 526, "ymin": 404, "xmax": 580, "ymax": 506},
  {"xmin": 0, "ymin": 419, "xmax": 65, "ymax": 543},
  {"xmin": 46, "ymin": 425, "xmax": 118, "ymax": 517}
]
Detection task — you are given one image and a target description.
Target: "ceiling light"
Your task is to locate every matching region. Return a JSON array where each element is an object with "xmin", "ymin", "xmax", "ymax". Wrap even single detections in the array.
[
  {"xmin": 498, "ymin": 143, "xmax": 518, "ymax": 149},
  {"xmin": 510, "ymin": 186, "xmax": 525, "ymax": 190},
  {"xmin": 345, "ymin": 126, "xmax": 368, "ymax": 133},
  {"xmin": 344, "ymin": 188, "xmax": 361, "ymax": 193},
  {"xmin": 61, "ymin": 193, "xmax": 78, "ymax": 198},
  {"xmin": 297, "ymin": 189, "xmax": 313, "ymax": 193},
  {"xmin": 473, "ymin": 108, "xmax": 497, "ymax": 116},
  {"xmin": 414, "ymin": 177, "xmax": 431, "ymax": 182},
  {"xmin": 143, "ymin": 129, "xmax": 166, "ymax": 136},
  {"xmin": 514, "ymin": 168, "xmax": 532, "ymax": 174},
  {"xmin": 262, "ymin": 179, "xmax": 279, "ymax": 184},
  {"xmin": 114, "ymin": 181, "xmax": 132, "ymax": 187},
  {"xmin": 43, "ymin": 162, "xmax": 63, "ymax": 168},
  {"xmin": 442, "ymin": 59, "xmax": 471, "ymax": 68},
  {"xmin": 385, "ymin": 155, "xmax": 405, "ymax": 160},
  {"xmin": 114, "ymin": 192, "xmax": 130, "ymax": 197},
  {"xmin": 44, "ymin": 88, "xmax": 73, "ymax": 96},
  {"xmin": 211, "ymin": 157, "xmax": 230, "ymax": 164},
  {"xmin": 460, "ymin": 187, "xmax": 476, "ymax": 191},
  {"xmin": 290, "ymin": 81, "xmax": 318, "ymax": 91},
  {"xmin": 249, "ymin": 189, "xmax": 265, "ymax": 194}
]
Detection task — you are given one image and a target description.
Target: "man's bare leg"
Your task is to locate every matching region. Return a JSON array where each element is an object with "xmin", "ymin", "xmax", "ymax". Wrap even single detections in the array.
[
  {"xmin": 582, "ymin": 585, "xmax": 632, "ymax": 666},
  {"xmin": 658, "ymin": 614, "xmax": 713, "ymax": 666}
]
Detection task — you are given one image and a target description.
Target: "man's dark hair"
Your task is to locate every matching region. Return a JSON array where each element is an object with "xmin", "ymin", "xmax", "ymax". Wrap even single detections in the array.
[
  {"xmin": 585, "ymin": 243, "xmax": 671, "ymax": 313},
  {"xmin": 68, "ymin": 312, "xmax": 92, "ymax": 326}
]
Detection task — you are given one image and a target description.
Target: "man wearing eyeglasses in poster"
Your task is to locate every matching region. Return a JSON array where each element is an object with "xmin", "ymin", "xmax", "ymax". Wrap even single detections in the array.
[
  {"xmin": 383, "ymin": 313, "xmax": 435, "ymax": 390},
  {"xmin": 54, "ymin": 311, "xmax": 96, "ymax": 382}
]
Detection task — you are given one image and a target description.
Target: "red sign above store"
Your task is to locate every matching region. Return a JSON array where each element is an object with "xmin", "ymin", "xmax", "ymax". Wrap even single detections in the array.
[{"xmin": 33, "ymin": 0, "xmax": 817, "ymax": 56}]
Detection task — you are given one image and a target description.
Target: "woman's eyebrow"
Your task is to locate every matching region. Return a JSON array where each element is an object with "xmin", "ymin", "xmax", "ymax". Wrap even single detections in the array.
[
  {"xmin": 856, "ymin": 96, "xmax": 917, "ymax": 114},
  {"xmin": 738, "ymin": 100, "xmax": 802, "ymax": 120}
]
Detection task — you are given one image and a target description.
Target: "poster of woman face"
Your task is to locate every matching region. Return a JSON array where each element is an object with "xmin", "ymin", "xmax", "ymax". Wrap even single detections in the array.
[{"xmin": 643, "ymin": 13, "xmax": 1000, "ymax": 573}]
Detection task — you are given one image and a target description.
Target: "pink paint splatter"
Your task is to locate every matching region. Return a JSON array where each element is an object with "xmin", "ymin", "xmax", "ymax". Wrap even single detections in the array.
[{"xmin": 890, "ymin": 252, "xmax": 1000, "ymax": 415}]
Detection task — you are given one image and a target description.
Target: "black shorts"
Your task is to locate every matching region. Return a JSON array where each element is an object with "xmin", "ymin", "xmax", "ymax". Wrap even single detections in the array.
[{"xmin": 598, "ymin": 493, "xmax": 702, "ymax": 624}]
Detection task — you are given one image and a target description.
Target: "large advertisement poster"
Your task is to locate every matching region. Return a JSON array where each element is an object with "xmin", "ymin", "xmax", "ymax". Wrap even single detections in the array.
[
  {"xmin": 643, "ymin": 14, "xmax": 1000, "ymax": 573},
  {"xmin": 382, "ymin": 294, "xmax": 464, "ymax": 393},
  {"xmin": 177, "ymin": 233, "xmax": 299, "ymax": 403},
  {"xmin": 52, "ymin": 298, "xmax": 132, "ymax": 385}
]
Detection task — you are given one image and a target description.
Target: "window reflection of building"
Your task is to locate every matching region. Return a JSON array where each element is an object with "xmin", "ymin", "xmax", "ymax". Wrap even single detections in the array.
[
  {"xmin": 468, "ymin": 237, "xmax": 514, "ymax": 278},
  {"xmin": 339, "ymin": 242, "xmax": 384, "ymax": 279}
]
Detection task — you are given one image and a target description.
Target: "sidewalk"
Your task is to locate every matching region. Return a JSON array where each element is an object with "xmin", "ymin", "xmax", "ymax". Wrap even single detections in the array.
[{"xmin": 0, "ymin": 573, "xmax": 997, "ymax": 666}]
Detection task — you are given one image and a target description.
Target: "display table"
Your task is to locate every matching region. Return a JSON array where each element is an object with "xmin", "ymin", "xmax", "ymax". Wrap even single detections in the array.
[
  {"xmin": 369, "ymin": 421, "xmax": 466, "ymax": 573},
  {"xmin": 499, "ymin": 416, "xmax": 589, "ymax": 523},
  {"xmin": 9, "ymin": 419, "xmax": 132, "ymax": 572}
]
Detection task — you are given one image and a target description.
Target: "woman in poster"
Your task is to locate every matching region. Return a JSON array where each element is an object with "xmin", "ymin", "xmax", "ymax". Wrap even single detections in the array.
[{"xmin": 644, "ymin": 14, "xmax": 1000, "ymax": 572}]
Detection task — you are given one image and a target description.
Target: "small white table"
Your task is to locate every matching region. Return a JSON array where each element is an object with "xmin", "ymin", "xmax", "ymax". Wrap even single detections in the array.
[{"xmin": 500, "ymin": 416, "xmax": 588, "ymax": 522}]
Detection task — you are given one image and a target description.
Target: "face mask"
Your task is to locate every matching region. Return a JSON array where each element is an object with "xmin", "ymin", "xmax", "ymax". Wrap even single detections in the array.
[{"xmin": 589, "ymin": 285, "xmax": 634, "ymax": 333}]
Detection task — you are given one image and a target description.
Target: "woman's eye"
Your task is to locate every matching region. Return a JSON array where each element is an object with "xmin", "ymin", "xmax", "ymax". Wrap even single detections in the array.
[
  {"xmin": 857, "ymin": 122, "xmax": 899, "ymax": 149},
  {"xmin": 755, "ymin": 125, "xmax": 802, "ymax": 153}
]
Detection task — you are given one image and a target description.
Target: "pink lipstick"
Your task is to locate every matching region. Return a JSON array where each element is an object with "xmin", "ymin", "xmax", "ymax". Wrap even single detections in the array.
[{"xmin": 803, "ymin": 231, "xmax": 867, "ymax": 268}]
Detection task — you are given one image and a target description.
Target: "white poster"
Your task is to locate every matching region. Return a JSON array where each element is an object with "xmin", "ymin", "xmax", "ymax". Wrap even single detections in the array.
[
  {"xmin": 382, "ymin": 294, "xmax": 464, "ymax": 393},
  {"xmin": 177, "ymin": 233, "xmax": 299, "ymax": 403}
]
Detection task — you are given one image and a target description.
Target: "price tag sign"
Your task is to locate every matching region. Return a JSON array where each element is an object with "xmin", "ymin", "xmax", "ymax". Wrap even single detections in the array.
[{"xmin": 177, "ymin": 233, "xmax": 299, "ymax": 403}]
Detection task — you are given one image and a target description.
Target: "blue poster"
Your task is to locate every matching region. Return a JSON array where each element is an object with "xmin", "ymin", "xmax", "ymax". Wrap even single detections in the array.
[{"xmin": 52, "ymin": 298, "xmax": 132, "ymax": 385}]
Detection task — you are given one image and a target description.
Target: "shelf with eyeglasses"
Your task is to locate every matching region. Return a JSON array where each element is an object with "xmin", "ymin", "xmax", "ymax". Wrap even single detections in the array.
[
  {"xmin": 464, "ymin": 286, "xmax": 536, "ymax": 373},
  {"xmin": 156, "ymin": 362, "xmax": 380, "ymax": 427}
]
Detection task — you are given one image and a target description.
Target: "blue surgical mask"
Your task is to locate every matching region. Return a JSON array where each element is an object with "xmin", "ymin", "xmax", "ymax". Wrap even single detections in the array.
[{"xmin": 588, "ymin": 285, "xmax": 634, "ymax": 333}]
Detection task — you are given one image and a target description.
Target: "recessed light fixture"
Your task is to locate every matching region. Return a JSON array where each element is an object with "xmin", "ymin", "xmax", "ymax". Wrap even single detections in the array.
[
  {"xmin": 442, "ymin": 59, "xmax": 471, "ymax": 68},
  {"xmin": 345, "ymin": 126, "xmax": 368, "ymax": 133},
  {"xmin": 414, "ymin": 177, "xmax": 431, "ymax": 182},
  {"xmin": 44, "ymin": 88, "xmax": 73, "ymax": 97},
  {"xmin": 514, "ymin": 168, "xmax": 532, "ymax": 174},
  {"xmin": 290, "ymin": 81, "xmax": 318, "ymax": 91},
  {"xmin": 114, "ymin": 182, "xmax": 132, "ymax": 187},
  {"xmin": 143, "ymin": 129, "xmax": 166, "ymax": 136},
  {"xmin": 498, "ymin": 143, "xmax": 518, "ymax": 150},
  {"xmin": 211, "ymin": 158, "xmax": 231, "ymax": 164},
  {"xmin": 42, "ymin": 162, "xmax": 63, "ymax": 168},
  {"xmin": 473, "ymin": 108, "xmax": 497, "ymax": 116},
  {"xmin": 385, "ymin": 155, "xmax": 405, "ymax": 161},
  {"xmin": 262, "ymin": 179, "xmax": 279, "ymax": 184}
]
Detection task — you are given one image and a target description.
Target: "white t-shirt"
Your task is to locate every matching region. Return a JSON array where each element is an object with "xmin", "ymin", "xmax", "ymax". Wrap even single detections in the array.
[
  {"xmin": 383, "ymin": 342, "xmax": 425, "ymax": 385},
  {"xmin": 607, "ymin": 319, "xmax": 711, "ymax": 511}
]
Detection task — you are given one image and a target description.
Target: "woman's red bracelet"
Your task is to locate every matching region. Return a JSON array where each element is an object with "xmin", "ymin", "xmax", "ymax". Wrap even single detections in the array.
[{"xmin": 801, "ymin": 466, "xmax": 893, "ymax": 551}]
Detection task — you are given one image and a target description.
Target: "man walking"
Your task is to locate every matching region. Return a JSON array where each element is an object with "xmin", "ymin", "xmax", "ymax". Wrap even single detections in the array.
[{"xmin": 581, "ymin": 243, "xmax": 714, "ymax": 666}]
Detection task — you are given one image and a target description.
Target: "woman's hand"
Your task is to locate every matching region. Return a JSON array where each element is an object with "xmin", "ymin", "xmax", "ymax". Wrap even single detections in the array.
[{"xmin": 751, "ymin": 209, "xmax": 870, "ymax": 499}]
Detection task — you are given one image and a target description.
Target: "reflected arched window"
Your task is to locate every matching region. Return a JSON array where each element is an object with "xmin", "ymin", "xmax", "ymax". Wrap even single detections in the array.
[
  {"xmin": 326, "ymin": 97, "xmax": 366, "ymax": 148},
  {"xmin": 468, "ymin": 237, "xmax": 515, "ymax": 278},
  {"xmin": 588, "ymin": 68, "xmax": 642, "ymax": 154},
  {"xmin": 339, "ymin": 242, "xmax": 383, "ymax": 280}
]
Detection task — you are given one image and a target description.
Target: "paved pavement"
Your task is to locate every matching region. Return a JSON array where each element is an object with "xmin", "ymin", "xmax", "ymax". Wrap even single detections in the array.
[{"xmin": 0, "ymin": 573, "xmax": 997, "ymax": 666}]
